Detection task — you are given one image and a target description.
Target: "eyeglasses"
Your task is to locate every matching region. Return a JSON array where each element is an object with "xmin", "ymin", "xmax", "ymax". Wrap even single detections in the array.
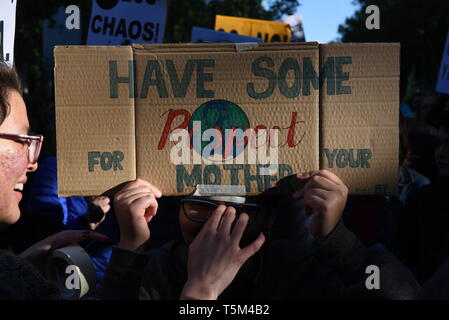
[
  {"xmin": 181, "ymin": 198, "xmax": 260, "ymax": 224},
  {"xmin": 0, "ymin": 133, "xmax": 43, "ymax": 164}
]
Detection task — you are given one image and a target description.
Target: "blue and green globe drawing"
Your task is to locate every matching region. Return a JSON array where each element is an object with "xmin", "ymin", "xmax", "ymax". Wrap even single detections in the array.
[{"xmin": 188, "ymin": 99, "xmax": 250, "ymax": 160}]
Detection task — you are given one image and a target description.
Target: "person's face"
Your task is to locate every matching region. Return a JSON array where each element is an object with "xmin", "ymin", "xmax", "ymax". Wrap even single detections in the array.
[
  {"xmin": 0, "ymin": 90, "xmax": 38, "ymax": 227},
  {"xmin": 179, "ymin": 197, "xmax": 272, "ymax": 247},
  {"xmin": 436, "ymin": 125, "xmax": 449, "ymax": 179}
]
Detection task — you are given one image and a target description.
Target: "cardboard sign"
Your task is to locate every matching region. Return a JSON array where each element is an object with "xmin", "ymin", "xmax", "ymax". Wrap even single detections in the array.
[
  {"xmin": 0, "ymin": 0, "xmax": 17, "ymax": 66},
  {"xmin": 436, "ymin": 29, "xmax": 449, "ymax": 94},
  {"xmin": 87, "ymin": 0, "xmax": 167, "ymax": 45},
  {"xmin": 215, "ymin": 15, "xmax": 291, "ymax": 42},
  {"xmin": 54, "ymin": 42, "xmax": 399, "ymax": 197},
  {"xmin": 191, "ymin": 27, "xmax": 262, "ymax": 43}
]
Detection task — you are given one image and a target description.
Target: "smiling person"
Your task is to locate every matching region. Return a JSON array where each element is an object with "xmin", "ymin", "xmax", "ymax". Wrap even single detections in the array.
[{"xmin": 0, "ymin": 62, "xmax": 110, "ymax": 299}]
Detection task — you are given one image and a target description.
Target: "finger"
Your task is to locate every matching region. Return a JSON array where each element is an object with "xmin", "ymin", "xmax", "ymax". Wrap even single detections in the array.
[
  {"xmin": 204, "ymin": 205, "xmax": 227, "ymax": 232},
  {"xmin": 230, "ymin": 213, "xmax": 249, "ymax": 244},
  {"xmin": 121, "ymin": 191, "xmax": 155, "ymax": 205},
  {"xmin": 306, "ymin": 188, "xmax": 330, "ymax": 201},
  {"xmin": 143, "ymin": 196, "xmax": 159, "ymax": 222},
  {"xmin": 132, "ymin": 179, "xmax": 162, "ymax": 198},
  {"xmin": 240, "ymin": 233, "xmax": 266, "ymax": 261},
  {"xmin": 115, "ymin": 187, "xmax": 155, "ymax": 200},
  {"xmin": 303, "ymin": 175, "xmax": 339, "ymax": 193},
  {"xmin": 219, "ymin": 206, "xmax": 236, "ymax": 237},
  {"xmin": 315, "ymin": 170, "xmax": 345, "ymax": 186},
  {"xmin": 303, "ymin": 194, "xmax": 326, "ymax": 215},
  {"xmin": 92, "ymin": 196, "xmax": 110, "ymax": 206},
  {"xmin": 296, "ymin": 171, "xmax": 317, "ymax": 180}
]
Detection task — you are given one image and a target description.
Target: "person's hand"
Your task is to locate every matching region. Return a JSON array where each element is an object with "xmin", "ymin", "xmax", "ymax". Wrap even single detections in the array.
[
  {"xmin": 19, "ymin": 230, "xmax": 110, "ymax": 274},
  {"xmin": 180, "ymin": 206, "xmax": 266, "ymax": 300},
  {"xmin": 293, "ymin": 170, "xmax": 348, "ymax": 240},
  {"xmin": 114, "ymin": 179, "xmax": 162, "ymax": 251},
  {"xmin": 87, "ymin": 196, "xmax": 111, "ymax": 230}
]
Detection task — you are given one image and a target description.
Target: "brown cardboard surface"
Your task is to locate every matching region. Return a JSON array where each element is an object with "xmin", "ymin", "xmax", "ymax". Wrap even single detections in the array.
[
  {"xmin": 54, "ymin": 42, "xmax": 399, "ymax": 197},
  {"xmin": 55, "ymin": 46, "xmax": 136, "ymax": 196},
  {"xmin": 133, "ymin": 43, "xmax": 319, "ymax": 195}
]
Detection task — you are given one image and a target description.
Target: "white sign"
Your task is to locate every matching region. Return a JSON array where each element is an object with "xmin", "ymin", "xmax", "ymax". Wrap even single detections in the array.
[
  {"xmin": 87, "ymin": 0, "xmax": 167, "ymax": 45},
  {"xmin": 436, "ymin": 29, "xmax": 449, "ymax": 94},
  {"xmin": 0, "ymin": 0, "xmax": 17, "ymax": 66}
]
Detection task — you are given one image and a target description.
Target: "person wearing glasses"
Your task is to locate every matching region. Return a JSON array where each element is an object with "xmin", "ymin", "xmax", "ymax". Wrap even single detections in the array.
[
  {"xmin": 0, "ymin": 63, "xmax": 111, "ymax": 299},
  {"xmin": 99, "ymin": 170, "xmax": 420, "ymax": 300}
]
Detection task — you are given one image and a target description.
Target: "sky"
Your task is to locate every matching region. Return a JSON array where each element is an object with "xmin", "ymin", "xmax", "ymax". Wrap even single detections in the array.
[{"xmin": 297, "ymin": 0, "xmax": 359, "ymax": 43}]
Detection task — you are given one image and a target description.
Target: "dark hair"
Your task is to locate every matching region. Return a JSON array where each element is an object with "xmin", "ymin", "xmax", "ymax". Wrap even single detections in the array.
[{"xmin": 0, "ymin": 62, "xmax": 22, "ymax": 125}]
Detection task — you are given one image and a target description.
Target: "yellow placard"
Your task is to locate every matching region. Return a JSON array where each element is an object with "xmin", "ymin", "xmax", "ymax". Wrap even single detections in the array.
[{"xmin": 215, "ymin": 15, "xmax": 291, "ymax": 42}]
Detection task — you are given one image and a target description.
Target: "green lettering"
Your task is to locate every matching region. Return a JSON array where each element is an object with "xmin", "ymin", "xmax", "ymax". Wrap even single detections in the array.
[
  {"xmin": 166, "ymin": 60, "xmax": 195, "ymax": 98},
  {"xmin": 204, "ymin": 165, "xmax": 221, "ymax": 185},
  {"xmin": 247, "ymin": 56, "xmax": 276, "ymax": 99},
  {"xmin": 109, "ymin": 60, "xmax": 134, "ymax": 98},
  {"xmin": 196, "ymin": 59, "xmax": 215, "ymax": 98},
  {"xmin": 278, "ymin": 58, "xmax": 301, "ymax": 98},
  {"xmin": 176, "ymin": 165, "xmax": 202, "ymax": 192},
  {"xmin": 303, "ymin": 57, "xmax": 319, "ymax": 96},
  {"xmin": 336, "ymin": 56, "xmax": 352, "ymax": 95},
  {"xmin": 140, "ymin": 60, "xmax": 168, "ymax": 98},
  {"xmin": 323, "ymin": 149, "xmax": 337, "ymax": 168}
]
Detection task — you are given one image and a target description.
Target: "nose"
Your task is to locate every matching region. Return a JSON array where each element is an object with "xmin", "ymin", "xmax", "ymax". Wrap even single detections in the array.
[{"xmin": 27, "ymin": 161, "xmax": 38, "ymax": 173}]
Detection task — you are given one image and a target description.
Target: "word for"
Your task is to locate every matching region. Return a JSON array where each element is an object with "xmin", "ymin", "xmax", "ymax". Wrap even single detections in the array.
[
  {"xmin": 176, "ymin": 164, "xmax": 293, "ymax": 193},
  {"xmin": 108, "ymin": 56, "xmax": 352, "ymax": 99},
  {"xmin": 88, "ymin": 151, "xmax": 124, "ymax": 172}
]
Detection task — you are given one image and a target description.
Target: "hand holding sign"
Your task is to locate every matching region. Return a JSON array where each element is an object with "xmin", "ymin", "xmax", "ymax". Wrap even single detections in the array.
[
  {"xmin": 114, "ymin": 179, "xmax": 162, "ymax": 251},
  {"xmin": 293, "ymin": 170, "xmax": 348, "ymax": 240}
]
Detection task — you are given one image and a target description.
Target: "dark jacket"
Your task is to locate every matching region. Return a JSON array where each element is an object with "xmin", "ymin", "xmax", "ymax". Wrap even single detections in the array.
[
  {"xmin": 0, "ymin": 250, "xmax": 60, "ymax": 299},
  {"xmin": 98, "ymin": 221, "xmax": 420, "ymax": 300}
]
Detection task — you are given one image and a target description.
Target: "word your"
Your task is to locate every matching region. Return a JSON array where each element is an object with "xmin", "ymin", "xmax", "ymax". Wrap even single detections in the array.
[
  {"xmin": 323, "ymin": 148, "xmax": 372, "ymax": 168},
  {"xmin": 365, "ymin": 5, "xmax": 380, "ymax": 30},
  {"xmin": 88, "ymin": 151, "xmax": 124, "ymax": 172},
  {"xmin": 65, "ymin": 5, "xmax": 80, "ymax": 30},
  {"xmin": 365, "ymin": 265, "xmax": 380, "ymax": 290},
  {"xmin": 108, "ymin": 56, "xmax": 352, "ymax": 99}
]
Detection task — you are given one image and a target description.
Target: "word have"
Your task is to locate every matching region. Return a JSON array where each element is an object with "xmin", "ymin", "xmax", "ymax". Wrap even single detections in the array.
[{"xmin": 108, "ymin": 56, "xmax": 352, "ymax": 99}]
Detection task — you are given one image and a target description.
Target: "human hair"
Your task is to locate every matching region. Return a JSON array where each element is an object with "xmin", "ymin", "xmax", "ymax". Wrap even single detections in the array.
[{"xmin": 0, "ymin": 62, "xmax": 22, "ymax": 125}]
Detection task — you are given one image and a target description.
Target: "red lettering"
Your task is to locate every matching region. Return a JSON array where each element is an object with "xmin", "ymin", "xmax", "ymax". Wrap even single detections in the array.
[{"xmin": 158, "ymin": 109, "xmax": 191, "ymax": 150}]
